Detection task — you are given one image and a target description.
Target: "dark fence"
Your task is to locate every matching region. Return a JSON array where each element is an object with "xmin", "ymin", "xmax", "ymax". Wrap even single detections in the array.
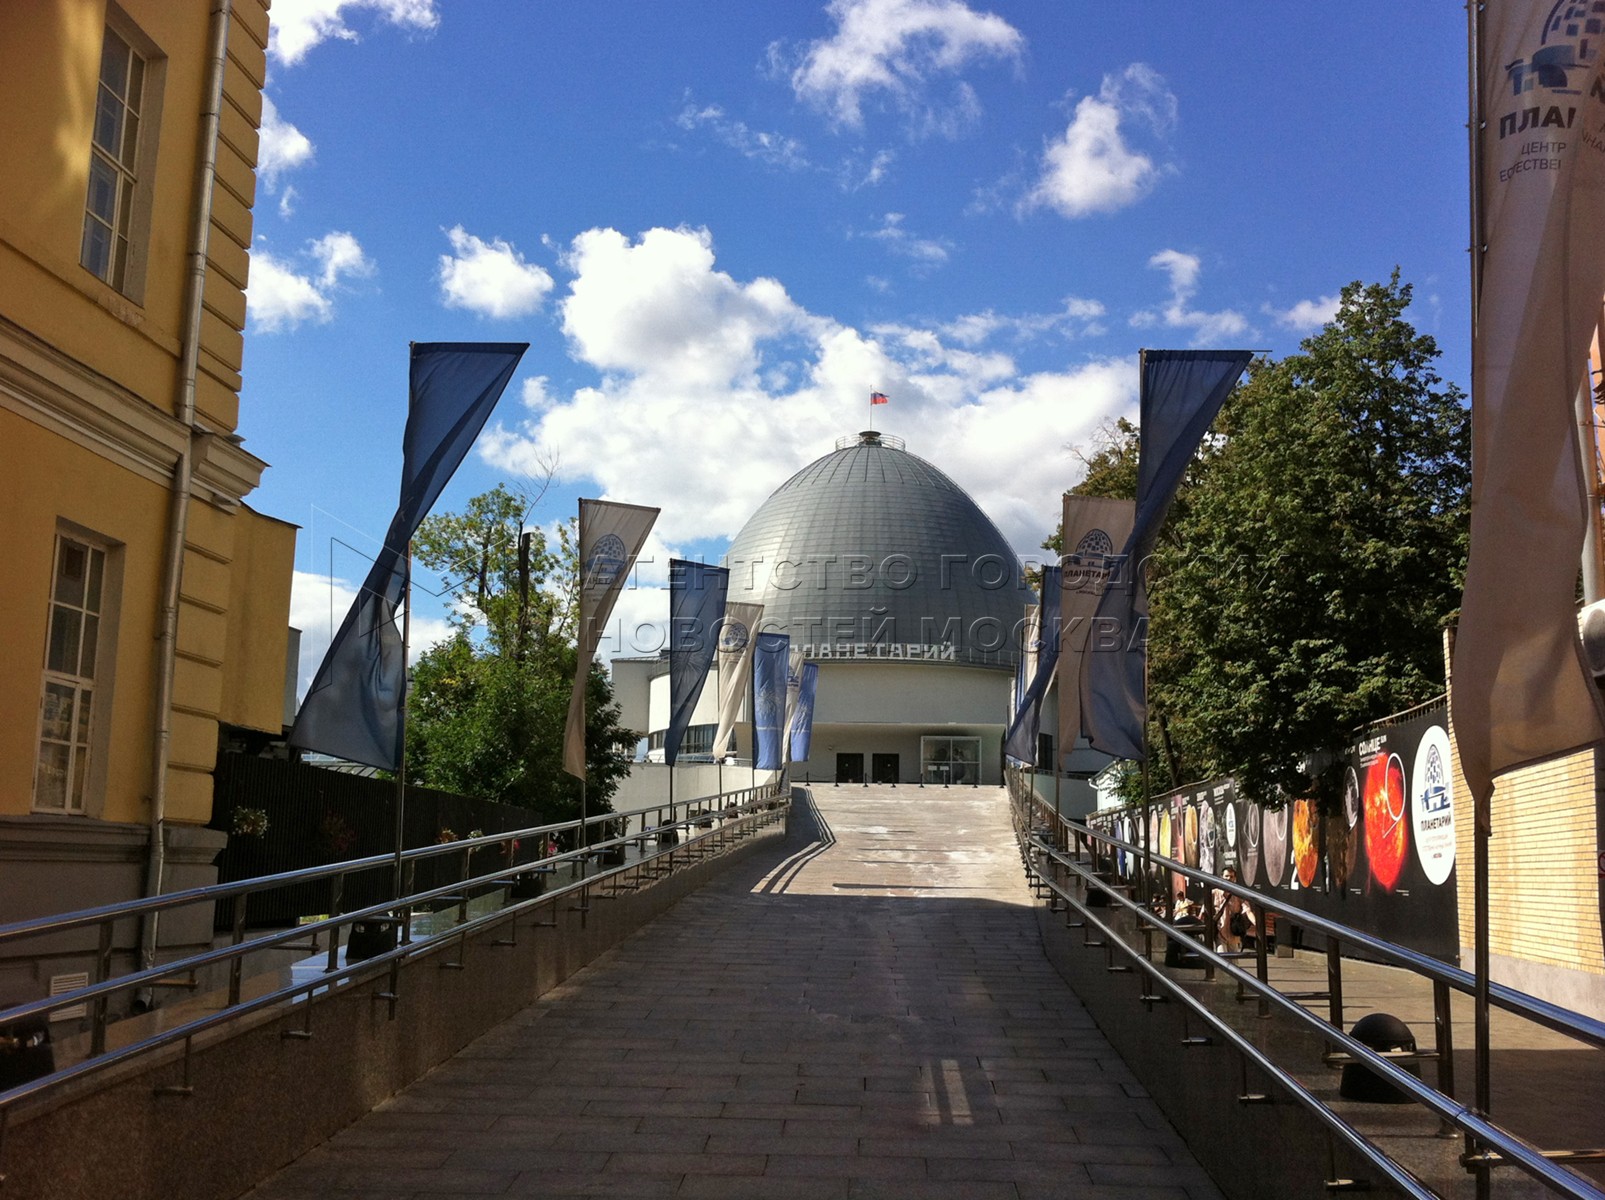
[{"xmin": 208, "ymin": 754, "xmax": 547, "ymax": 930}]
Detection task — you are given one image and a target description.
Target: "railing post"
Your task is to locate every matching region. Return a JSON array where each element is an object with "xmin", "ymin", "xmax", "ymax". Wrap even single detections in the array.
[
  {"xmin": 1326, "ymin": 936, "xmax": 1344, "ymax": 1031},
  {"xmin": 1253, "ymin": 902, "xmax": 1270, "ymax": 1018},
  {"xmin": 1203, "ymin": 887, "xmax": 1217, "ymax": 982},
  {"xmin": 1433, "ymin": 979, "xmax": 1457, "ymax": 1136},
  {"xmin": 325, "ymin": 873, "xmax": 345, "ymax": 974},
  {"xmin": 90, "ymin": 920, "xmax": 112, "ymax": 1056},
  {"xmin": 227, "ymin": 892, "xmax": 247, "ymax": 1007}
]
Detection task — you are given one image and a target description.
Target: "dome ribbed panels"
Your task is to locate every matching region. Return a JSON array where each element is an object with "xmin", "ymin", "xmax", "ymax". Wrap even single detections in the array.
[{"xmin": 724, "ymin": 433, "xmax": 1031, "ymax": 668}]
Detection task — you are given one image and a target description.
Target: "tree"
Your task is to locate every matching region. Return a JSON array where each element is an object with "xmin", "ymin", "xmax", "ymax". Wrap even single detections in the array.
[
  {"xmin": 405, "ymin": 484, "xmax": 635, "ymax": 823},
  {"xmin": 1041, "ymin": 418, "xmax": 1140, "ymax": 559},
  {"xmin": 1147, "ymin": 273, "xmax": 1469, "ymax": 805}
]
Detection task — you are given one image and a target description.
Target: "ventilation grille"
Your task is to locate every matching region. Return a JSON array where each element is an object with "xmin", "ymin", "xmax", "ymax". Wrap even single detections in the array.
[{"xmin": 48, "ymin": 972, "xmax": 89, "ymax": 1021}]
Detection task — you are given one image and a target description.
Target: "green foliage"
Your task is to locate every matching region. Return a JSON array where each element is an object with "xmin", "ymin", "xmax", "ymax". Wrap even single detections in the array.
[
  {"xmin": 1052, "ymin": 274, "xmax": 1469, "ymax": 807},
  {"xmin": 1149, "ymin": 273, "xmax": 1468, "ymax": 805},
  {"xmin": 405, "ymin": 485, "xmax": 634, "ymax": 821},
  {"xmin": 1041, "ymin": 418, "xmax": 1141, "ymax": 558}
]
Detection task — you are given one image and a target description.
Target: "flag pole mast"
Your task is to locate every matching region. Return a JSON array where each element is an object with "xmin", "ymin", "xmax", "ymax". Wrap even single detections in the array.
[
  {"xmin": 393, "ymin": 544, "xmax": 411, "ymax": 907},
  {"xmin": 1465, "ymin": 0, "xmax": 1494, "ymax": 1171}
]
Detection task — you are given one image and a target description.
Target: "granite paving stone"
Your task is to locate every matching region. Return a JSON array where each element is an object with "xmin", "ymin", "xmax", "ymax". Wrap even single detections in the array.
[{"xmin": 241, "ymin": 785, "xmax": 1223, "ymax": 1200}]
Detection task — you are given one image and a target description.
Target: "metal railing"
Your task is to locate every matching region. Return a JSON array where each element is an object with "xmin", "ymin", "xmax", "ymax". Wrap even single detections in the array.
[
  {"xmin": 0, "ymin": 783, "xmax": 787, "ymax": 1162},
  {"xmin": 1010, "ymin": 782, "xmax": 1605, "ymax": 1200}
]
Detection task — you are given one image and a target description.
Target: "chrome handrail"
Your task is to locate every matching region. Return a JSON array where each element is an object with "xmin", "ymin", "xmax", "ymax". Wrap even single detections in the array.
[
  {"xmin": 1068, "ymin": 804, "xmax": 1605, "ymax": 1051},
  {"xmin": 1011, "ymin": 781, "xmax": 1605, "ymax": 1200},
  {"xmin": 0, "ymin": 785, "xmax": 787, "ymax": 1118}
]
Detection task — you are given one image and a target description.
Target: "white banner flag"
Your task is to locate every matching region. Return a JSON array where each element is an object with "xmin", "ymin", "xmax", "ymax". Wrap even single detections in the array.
[
  {"xmin": 782, "ymin": 646, "xmax": 806, "ymax": 763},
  {"xmin": 563, "ymin": 498, "xmax": 659, "ymax": 779},
  {"xmin": 1453, "ymin": 2, "xmax": 1605, "ymax": 799},
  {"xmin": 711, "ymin": 602, "xmax": 763, "ymax": 763},
  {"xmin": 1059, "ymin": 495, "xmax": 1136, "ymax": 765}
]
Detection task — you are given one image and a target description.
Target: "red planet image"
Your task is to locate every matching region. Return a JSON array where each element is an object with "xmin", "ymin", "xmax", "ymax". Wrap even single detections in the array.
[{"xmin": 1363, "ymin": 752, "xmax": 1408, "ymax": 891}]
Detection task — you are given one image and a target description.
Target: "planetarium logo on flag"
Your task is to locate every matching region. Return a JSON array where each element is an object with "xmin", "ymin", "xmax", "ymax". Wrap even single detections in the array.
[
  {"xmin": 1064, "ymin": 527, "xmax": 1120, "ymax": 595},
  {"xmin": 718, "ymin": 617, "xmax": 750, "ymax": 652},
  {"xmin": 584, "ymin": 533, "xmax": 628, "ymax": 589}
]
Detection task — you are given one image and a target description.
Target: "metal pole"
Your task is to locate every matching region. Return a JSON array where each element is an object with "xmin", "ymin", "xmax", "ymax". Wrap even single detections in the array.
[
  {"xmin": 1466, "ymin": 8, "xmax": 1493, "ymax": 1193},
  {"xmin": 393, "ymin": 544, "xmax": 411, "ymax": 904},
  {"xmin": 138, "ymin": 0, "xmax": 234, "ymax": 991}
]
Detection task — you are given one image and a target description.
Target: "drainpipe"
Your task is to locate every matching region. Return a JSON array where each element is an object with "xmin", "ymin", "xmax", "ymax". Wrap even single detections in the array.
[{"xmin": 139, "ymin": 0, "xmax": 234, "ymax": 991}]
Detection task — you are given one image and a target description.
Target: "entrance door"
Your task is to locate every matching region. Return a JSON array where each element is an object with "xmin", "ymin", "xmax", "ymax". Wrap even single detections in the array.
[
  {"xmin": 872, "ymin": 753, "xmax": 899, "ymax": 784},
  {"xmin": 836, "ymin": 753, "xmax": 864, "ymax": 783}
]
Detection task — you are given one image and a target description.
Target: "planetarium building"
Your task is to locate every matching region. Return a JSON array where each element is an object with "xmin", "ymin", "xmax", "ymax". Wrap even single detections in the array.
[{"xmin": 614, "ymin": 430, "xmax": 1037, "ymax": 786}]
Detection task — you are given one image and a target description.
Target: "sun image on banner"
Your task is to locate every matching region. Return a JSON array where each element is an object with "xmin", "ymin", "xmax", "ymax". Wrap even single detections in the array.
[{"xmin": 1089, "ymin": 701, "xmax": 1459, "ymax": 962}]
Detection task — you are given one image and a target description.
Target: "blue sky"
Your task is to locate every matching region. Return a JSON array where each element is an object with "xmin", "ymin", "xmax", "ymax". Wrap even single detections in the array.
[{"xmin": 241, "ymin": 1, "xmax": 1472, "ymax": 691}]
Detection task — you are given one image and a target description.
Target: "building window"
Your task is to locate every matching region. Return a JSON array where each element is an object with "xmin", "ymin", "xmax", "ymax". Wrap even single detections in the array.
[
  {"xmin": 35, "ymin": 536, "xmax": 108, "ymax": 813},
  {"xmin": 921, "ymin": 735, "xmax": 980, "ymax": 786},
  {"xmin": 80, "ymin": 24, "xmax": 147, "ymax": 292}
]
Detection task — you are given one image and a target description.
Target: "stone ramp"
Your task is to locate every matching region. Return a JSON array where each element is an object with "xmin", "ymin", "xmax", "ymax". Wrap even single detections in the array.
[{"xmin": 244, "ymin": 786, "xmax": 1223, "ymax": 1199}]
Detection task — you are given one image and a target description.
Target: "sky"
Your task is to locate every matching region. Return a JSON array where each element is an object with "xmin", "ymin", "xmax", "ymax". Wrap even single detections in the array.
[{"xmin": 239, "ymin": 1, "xmax": 1474, "ymax": 694}]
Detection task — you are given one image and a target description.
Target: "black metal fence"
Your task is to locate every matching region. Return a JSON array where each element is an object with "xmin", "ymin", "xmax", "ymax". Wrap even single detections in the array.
[{"xmin": 208, "ymin": 754, "xmax": 545, "ymax": 929}]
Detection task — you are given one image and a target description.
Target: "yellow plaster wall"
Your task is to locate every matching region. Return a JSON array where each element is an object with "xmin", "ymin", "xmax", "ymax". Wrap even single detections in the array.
[
  {"xmin": 0, "ymin": 0, "xmax": 285, "ymax": 838},
  {"xmin": 0, "ymin": 408, "xmax": 166, "ymax": 826},
  {"xmin": 220, "ymin": 507, "xmax": 296, "ymax": 734}
]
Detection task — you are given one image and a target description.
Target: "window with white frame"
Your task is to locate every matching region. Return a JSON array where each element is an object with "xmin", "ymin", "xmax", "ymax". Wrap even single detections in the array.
[
  {"xmin": 80, "ymin": 22, "xmax": 147, "ymax": 292},
  {"xmin": 35, "ymin": 536, "xmax": 108, "ymax": 813}
]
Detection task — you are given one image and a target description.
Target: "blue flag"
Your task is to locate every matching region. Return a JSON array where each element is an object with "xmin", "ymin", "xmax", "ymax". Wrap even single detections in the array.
[
  {"xmin": 1004, "ymin": 565, "xmax": 1061, "ymax": 766},
  {"xmin": 1082, "ymin": 349, "xmax": 1252, "ymax": 761},
  {"xmin": 290, "ymin": 342, "xmax": 527, "ymax": 769},
  {"xmin": 752, "ymin": 632, "xmax": 790, "ymax": 770},
  {"xmin": 665, "ymin": 560, "xmax": 728, "ymax": 765},
  {"xmin": 788, "ymin": 662, "xmax": 819, "ymax": 762}
]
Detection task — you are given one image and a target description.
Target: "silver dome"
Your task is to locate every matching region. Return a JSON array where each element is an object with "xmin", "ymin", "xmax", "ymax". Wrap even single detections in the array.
[{"xmin": 724, "ymin": 431, "xmax": 1033, "ymax": 669}]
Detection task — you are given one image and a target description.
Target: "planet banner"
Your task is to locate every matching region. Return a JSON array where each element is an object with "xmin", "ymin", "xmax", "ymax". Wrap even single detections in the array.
[{"xmin": 1091, "ymin": 701, "xmax": 1459, "ymax": 963}]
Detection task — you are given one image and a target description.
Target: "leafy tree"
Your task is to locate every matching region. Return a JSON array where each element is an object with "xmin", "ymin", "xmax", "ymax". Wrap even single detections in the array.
[
  {"xmin": 1148, "ymin": 273, "xmax": 1469, "ymax": 805},
  {"xmin": 405, "ymin": 484, "xmax": 634, "ymax": 823},
  {"xmin": 1041, "ymin": 418, "xmax": 1140, "ymax": 559}
]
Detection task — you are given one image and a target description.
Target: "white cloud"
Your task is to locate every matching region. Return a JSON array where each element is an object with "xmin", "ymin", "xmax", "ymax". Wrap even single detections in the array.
[
  {"xmin": 268, "ymin": 0, "xmax": 440, "ymax": 66},
  {"xmin": 436, "ymin": 226, "xmax": 555, "ymax": 320},
  {"xmin": 258, "ymin": 96, "xmax": 314, "ymax": 190},
  {"xmin": 675, "ymin": 103, "xmax": 812, "ymax": 171},
  {"xmin": 782, "ymin": 0, "xmax": 1023, "ymax": 133},
  {"xmin": 1268, "ymin": 293, "xmax": 1340, "ymax": 333},
  {"xmin": 861, "ymin": 212, "xmax": 951, "ymax": 270},
  {"xmin": 288, "ymin": 569, "xmax": 452, "ymax": 700},
  {"xmin": 932, "ymin": 296, "xmax": 1107, "ymax": 346},
  {"xmin": 841, "ymin": 149, "xmax": 896, "ymax": 190},
  {"xmin": 479, "ymin": 224, "xmax": 1137, "ymax": 555},
  {"xmin": 1025, "ymin": 64, "xmax": 1176, "ymax": 219},
  {"xmin": 248, "ymin": 232, "xmax": 373, "ymax": 332},
  {"xmin": 1132, "ymin": 249, "xmax": 1250, "ymax": 346}
]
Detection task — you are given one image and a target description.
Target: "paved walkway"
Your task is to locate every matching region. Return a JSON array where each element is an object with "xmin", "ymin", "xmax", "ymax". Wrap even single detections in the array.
[{"xmin": 245, "ymin": 786, "xmax": 1223, "ymax": 1200}]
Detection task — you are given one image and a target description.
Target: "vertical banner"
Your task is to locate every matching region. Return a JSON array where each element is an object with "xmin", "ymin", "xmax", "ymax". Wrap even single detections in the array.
[
  {"xmin": 290, "ymin": 342, "xmax": 527, "ymax": 768},
  {"xmin": 789, "ymin": 662, "xmax": 820, "ymax": 763},
  {"xmin": 664, "ymin": 560, "xmax": 728, "ymax": 765},
  {"xmin": 562, "ymin": 498, "xmax": 659, "ymax": 779},
  {"xmin": 711, "ymin": 602, "xmax": 763, "ymax": 762},
  {"xmin": 1016, "ymin": 603, "xmax": 1039, "ymax": 724},
  {"xmin": 1083, "ymin": 349, "xmax": 1252, "ymax": 761},
  {"xmin": 1004, "ymin": 566, "xmax": 1062, "ymax": 765},
  {"xmin": 1453, "ymin": 4, "xmax": 1605, "ymax": 800},
  {"xmin": 752, "ymin": 632, "xmax": 790, "ymax": 771},
  {"xmin": 782, "ymin": 646, "xmax": 806, "ymax": 762},
  {"xmin": 1057, "ymin": 495, "xmax": 1136, "ymax": 769}
]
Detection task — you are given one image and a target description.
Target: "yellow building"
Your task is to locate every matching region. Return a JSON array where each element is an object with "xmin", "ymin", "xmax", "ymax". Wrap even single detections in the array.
[{"xmin": 0, "ymin": 0, "xmax": 292, "ymax": 994}]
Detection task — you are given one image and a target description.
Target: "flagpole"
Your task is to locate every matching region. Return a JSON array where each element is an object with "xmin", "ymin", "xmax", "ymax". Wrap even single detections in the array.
[
  {"xmin": 1466, "ymin": 0, "xmax": 1493, "ymax": 1161},
  {"xmin": 393, "ymin": 544, "xmax": 411, "ymax": 907}
]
